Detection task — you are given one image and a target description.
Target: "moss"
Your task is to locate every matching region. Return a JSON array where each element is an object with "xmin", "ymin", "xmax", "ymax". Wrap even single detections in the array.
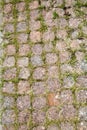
[{"xmin": 53, "ymin": 11, "xmax": 59, "ymax": 19}]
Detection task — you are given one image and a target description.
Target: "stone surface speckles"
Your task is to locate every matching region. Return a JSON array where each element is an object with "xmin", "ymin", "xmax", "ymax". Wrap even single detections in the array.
[{"xmin": 1, "ymin": 0, "xmax": 87, "ymax": 129}]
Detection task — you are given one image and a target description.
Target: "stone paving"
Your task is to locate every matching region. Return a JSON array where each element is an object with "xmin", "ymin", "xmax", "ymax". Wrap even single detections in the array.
[{"xmin": 0, "ymin": 0, "xmax": 87, "ymax": 130}]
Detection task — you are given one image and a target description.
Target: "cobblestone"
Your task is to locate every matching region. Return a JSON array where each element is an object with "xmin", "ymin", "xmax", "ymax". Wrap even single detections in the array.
[{"xmin": 1, "ymin": 0, "xmax": 87, "ymax": 129}]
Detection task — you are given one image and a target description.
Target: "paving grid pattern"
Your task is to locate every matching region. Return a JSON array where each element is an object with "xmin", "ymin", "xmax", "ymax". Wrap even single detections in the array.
[{"xmin": 0, "ymin": 0, "xmax": 87, "ymax": 130}]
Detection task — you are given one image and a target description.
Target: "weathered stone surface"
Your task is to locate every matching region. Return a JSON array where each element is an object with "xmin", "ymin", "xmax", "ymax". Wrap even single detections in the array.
[
  {"xmin": 30, "ymin": 31, "xmax": 41, "ymax": 43},
  {"xmin": 19, "ymin": 44, "xmax": 30, "ymax": 56},
  {"xmin": 61, "ymin": 122, "xmax": 74, "ymax": 130},
  {"xmin": 32, "ymin": 82, "xmax": 46, "ymax": 95},
  {"xmin": 31, "ymin": 44, "xmax": 43, "ymax": 55},
  {"xmin": 19, "ymin": 67, "xmax": 30, "ymax": 79},
  {"xmin": 17, "ymin": 57, "xmax": 29, "ymax": 67},
  {"xmin": 33, "ymin": 96, "xmax": 46, "ymax": 110},
  {"xmin": 32, "ymin": 110, "xmax": 46, "ymax": 124},
  {"xmin": 47, "ymin": 107, "xmax": 59, "ymax": 121},
  {"xmin": 3, "ymin": 68, "xmax": 16, "ymax": 80},
  {"xmin": 3, "ymin": 57, "xmax": 15, "ymax": 67},
  {"xmin": 46, "ymin": 53, "xmax": 58, "ymax": 65},
  {"xmin": 47, "ymin": 124, "xmax": 59, "ymax": 130},
  {"xmin": 18, "ymin": 80, "xmax": 30, "ymax": 94},
  {"xmin": 31, "ymin": 55, "xmax": 43, "ymax": 67},
  {"xmin": 2, "ymin": 110, "xmax": 16, "ymax": 124},
  {"xmin": 2, "ymin": 82, "xmax": 15, "ymax": 94},
  {"xmin": 79, "ymin": 107, "xmax": 87, "ymax": 121},
  {"xmin": 33, "ymin": 67, "xmax": 46, "ymax": 80},
  {"xmin": 17, "ymin": 96, "xmax": 30, "ymax": 110},
  {"xmin": 6, "ymin": 45, "xmax": 16, "ymax": 56}
]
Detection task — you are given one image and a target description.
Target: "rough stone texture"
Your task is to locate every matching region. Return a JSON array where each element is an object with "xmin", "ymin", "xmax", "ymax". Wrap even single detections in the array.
[
  {"xmin": 19, "ymin": 67, "xmax": 30, "ymax": 79},
  {"xmin": 3, "ymin": 96, "xmax": 15, "ymax": 109},
  {"xmin": 6, "ymin": 45, "xmax": 16, "ymax": 56},
  {"xmin": 61, "ymin": 122, "xmax": 74, "ymax": 130},
  {"xmin": 60, "ymin": 105, "xmax": 77, "ymax": 120},
  {"xmin": 18, "ymin": 110, "xmax": 30, "ymax": 123},
  {"xmin": 3, "ymin": 68, "xmax": 16, "ymax": 80},
  {"xmin": 3, "ymin": 57, "xmax": 15, "ymax": 67},
  {"xmin": 78, "ymin": 107, "xmax": 87, "ymax": 121},
  {"xmin": 32, "ymin": 110, "xmax": 46, "ymax": 124},
  {"xmin": 17, "ymin": 33, "xmax": 28, "ymax": 44},
  {"xmin": 2, "ymin": 110, "xmax": 16, "ymax": 124},
  {"xmin": 19, "ymin": 44, "xmax": 30, "ymax": 56},
  {"xmin": 47, "ymin": 124, "xmax": 59, "ymax": 130},
  {"xmin": 33, "ymin": 67, "xmax": 46, "ymax": 80},
  {"xmin": 17, "ymin": 57, "xmax": 29, "ymax": 67},
  {"xmin": 33, "ymin": 96, "xmax": 47, "ymax": 110},
  {"xmin": 18, "ymin": 80, "xmax": 30, "ymax": 94},
  {"xmin": 31, "ymin": 44, "xmax": 43, "ymax": 55},
  {"xmin": 1, "ymin": 0, "xmax": 87, "ymax": 129},
  {"xmin": 17, "ymin": 96, "xmax": 30, "ymax": 111},
  {"xmin": 2, "ymin": 82, "xmax": 15, "ymax": 94},
  {"xmin": 47, "ymin": 78, "xmax": 60, "ymax": 92},
  {"xmin": 32, "ymin": 82, "xmax": 46, "ymax": 95},
  {"xmin": 30, "ymin": 31, "xmax": 41, "ymax": 43},
  {"xmin": 47, "ymin": 107, "xmax": 59, "ymax": 121},
  {"xmin": 31, "ymin": 55, "xmax": 43, "ymax": 67},
  {"xmin": 46, "ymin": 53, "xmax": 58, "ymax": 65},
  {"xmin": 76, "ymin": 90, "xmax": 87, "ymax": 104}
]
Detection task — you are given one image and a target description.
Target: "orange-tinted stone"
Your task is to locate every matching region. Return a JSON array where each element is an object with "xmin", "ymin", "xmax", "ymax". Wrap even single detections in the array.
[{"xmin": 47, "ymin": 93, "xmax": 60, "ymax": 106}]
